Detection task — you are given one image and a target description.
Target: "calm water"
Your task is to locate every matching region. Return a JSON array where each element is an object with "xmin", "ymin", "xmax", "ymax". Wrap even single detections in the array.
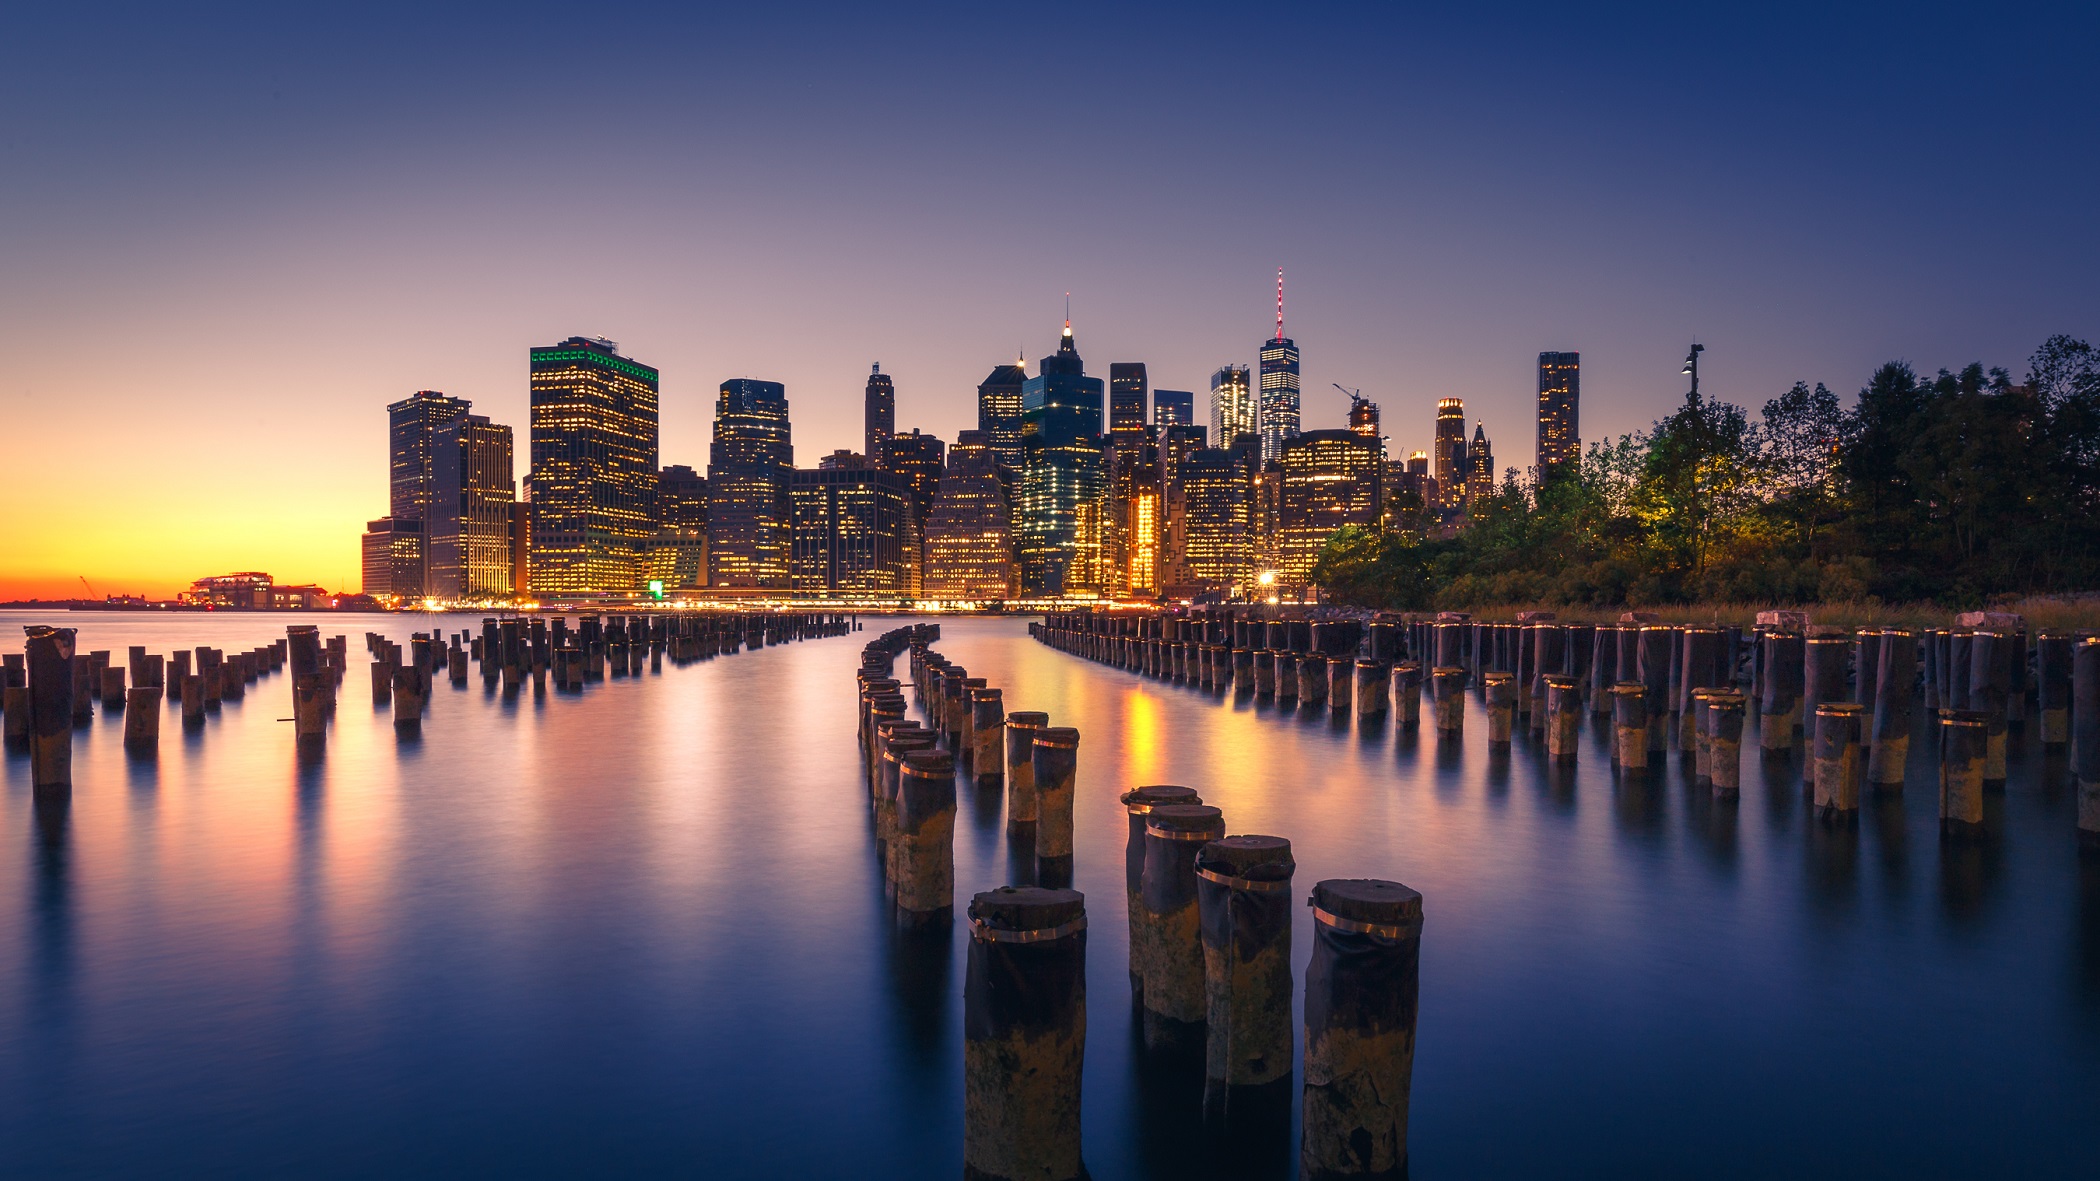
[{"xmin": 2, "ymin": 611, "xmax": 2096, "ymax": 1179}]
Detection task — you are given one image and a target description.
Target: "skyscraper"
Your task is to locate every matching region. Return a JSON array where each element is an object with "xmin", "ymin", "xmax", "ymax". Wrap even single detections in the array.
[
  {"xmin": 1016, "ymin": 319, "xmax": 1107, "ymax": 597},
  {"xmin": 1210, "ymin": 364, "xmax": 1255, "ymax": 450},
  {"xmin": 360, "ymin": 517, "xmax": 424, "ymax": 599},
  {"xmin": 789, "ymin": 466, "xmax": 914, "ymax": 595},
  {"xmin": 1177, "ymin": 447, "xmax": 1254, "ymax": 597},
  {"xmin": 976, "ymin": 360, "xmax": 1027, "ymax": 489},
  {"xmin": 1108, "ymin": 362, "xmax": 1149, "ymax": 437},
  {"xmin": 1348, "ymin": 394, "xmax": 1382, "ymax": 455},
  {"xmin": 1434, "ymin": 398, "xmax": 1468, "ymax": 513},
  {"xmin": 649, "ymin": 464, "xmax": 709, "ymax": 591},
  {"xmin": 1467, "ymin": 424, "xmax": 1496, "ymax": 509},
  {"xmin": 879, "ymin": 428, "xmax": 944, "ymax": 597},
  {"xmin": 656, "ymin": 465, "xmax": 709, "ymax": 530},
  {"xmin": 1537, "ymin": 351, "xmax": 1580, "ymax": 478},
  {"xmin": 1277, "ymin": 429, "xmax": 1384, "ymax": 587},
  {"xmin": 526, "ymin": 338, "xmax": 659, "ymax": 596},
  {"xmin": 1257, "ymin": 269, "xmax": 1300, "ymax": 463},
  {"xmin": 1107, "ymin": 429, "xmax": 1162, "ymax": 598},
  {"xmin": 389, "ymin": 389, "xmax": 517, "ymax": 600},
  {"xmin": 922, "ymin": 430, "xmax": 1014, "ymax": 602},
  {"xmin": 1153, "ymin": 389, "xmax": 1195, "ymax": 429},
  {"xmin": 1155, "ymin": 423, "xmax": 1207, "ymax": 595},
  {"xmin": 706, "ymin": 378, "xmax": 794, "ymax": 589},
  {"xmin": 864, "ymin": 363, "xmax": 895, "ymax": 462}
]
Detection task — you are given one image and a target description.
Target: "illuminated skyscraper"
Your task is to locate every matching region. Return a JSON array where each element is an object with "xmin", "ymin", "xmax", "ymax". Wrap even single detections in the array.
[
  {"xmin": 1108, "ymin": 362, "xmax": 1149, "ymax": 437},
  {"xmin": 789, "ymin": 466, "xmax": 915, "ymax": 595},
  {"xmin": 1348, "ymin": 394, "xmax": 1382, "ymax": 456},
  {"xmin": 648, "ymin": 464, "xmax": 709, "ymax": 591},
  {"xmin": 1434, "ymin": 398, "xmax": 1468, "ymax": 513},
  {"xmin": 706, "ymin": 378, "xmax": 793, "ymax": 589},
  {"xmin": 1155, "ymin": 423, "xmax": 1207, "ymax": 595},
  {"xmin": 1107, "ymin": 428, "xmax": 1162, "ymax": 598},
  {"xmin": 922, "ymin": 431, "xmax": 1014, "ymax": 602},
  {"xmin": 1210, "ymin": 365, "xmax": 1255, "ymax": 451},
  {"xmin": 1016, "ymin": 319, "xmax": 1107, "ymax": 597},
  {"xmin": 864, "ymin": 363, "xmax": 895, "ymax": 462},
  {"xmin": 1177, "ymin": 447, "xmax": 1254, "ymax": 596},
  {"xmin": 657, "ymin": 465, "xmax": 709, "ymax": 530},
  {"xmin": 1257, "ymin": 269, "xmax": 1300, "ymax": 462},
  {"xmin": 1467, "ymin": 423, "xmax": 1496, "ymax": 508},
  {"xmin": 389, "ymin": 389, "xmax": 518, "ymax": 600},
  {"xmin": 1154, "ymin": 389, "xmax": 1195, "ymax": 429},
  {"xmin": 1537, "ymin": 351, "xmax": 1580, "ymax": 479},
  {"xmin": 976, "ymin": 360, "xmax": 1027, "ymax": 489},
  {"xmin": 878, "ymin": 428, "xmax": 943, "ymax": 597},
  {"xmin": 526, "ymin": 338, "xmax": 659, "ymax": 596},
  {"xmin": 360, "ymin": 517, "xmax": 425, "ymax": 599},
  {"xmin": 1277, "ymin": 429, "xmax": 1384, "ymax": 586}
]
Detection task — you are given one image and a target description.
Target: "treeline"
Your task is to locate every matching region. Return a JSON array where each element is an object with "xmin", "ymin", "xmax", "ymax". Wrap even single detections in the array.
[{"xmin": 1313, "ymin": 335, "xmax": 2100, "ymax": 609}]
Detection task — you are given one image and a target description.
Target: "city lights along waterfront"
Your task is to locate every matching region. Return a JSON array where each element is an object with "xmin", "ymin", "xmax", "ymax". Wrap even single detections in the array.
[{"xmin": 3, "ymin": 608, "xmax": 2098, "ymax": 1178}]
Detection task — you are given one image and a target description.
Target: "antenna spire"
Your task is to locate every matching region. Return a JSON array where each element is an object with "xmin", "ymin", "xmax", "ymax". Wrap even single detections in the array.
[
  {"xmin": 1063, "ymin": 292, "xmax": 1071, "ymax": 336},
  {"xmin": 1275, "ymin": 267, "xmax": 1285, "ymax": 341}
]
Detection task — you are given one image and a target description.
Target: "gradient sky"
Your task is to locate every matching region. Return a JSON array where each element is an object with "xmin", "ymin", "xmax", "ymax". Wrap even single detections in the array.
[{"xmin": 4, "ymin": 2, "xmax": 2096, "ymax": 598}]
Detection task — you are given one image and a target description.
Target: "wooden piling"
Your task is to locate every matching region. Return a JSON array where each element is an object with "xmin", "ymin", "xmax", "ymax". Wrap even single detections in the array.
[
  {"xmin": 1139, "ymin": 803, "xmax": 1226, "ymax": 1048},
  {"xmin": 1302, "ymin": 878, "xmax": 1422, "ymax": 1181},
  {"xmin": 2074, "ymin": 641, "xmax": 2099, "ymax": 845},
  {"xmin": 1938, "ymin": 711, "xmax": 1987, "ymax": 838},
  {"xmin": 25, "ymin": 626, "xmax": 77, "ymax": 790},
  {"xmin": 894, "ymin": 750, "xmax": 957, "ymax": 924},
  {"xmin": 1612, "ymin": 682, "xmax": 1647, "ymax": 770},
  {"xmin": 1707, "ymin": 691, "xmax": 1745, "ymax": 797},
  {"xmin": 1122, "ymin": 785, "xmax": 1202, "ymax": 995},
  {"xmin": 1544, "ymin": 675, "xmax": 1580, "ymax": 762},
  {"xmin": 1484, "ymin": 672, "xmax": 1516, "ymax": 745},
  {"xmin": 1032, "ymin": 727, "xmax": 1081, "ymax": 885},
  {"xmin": 1813, "ymin": 703, "xmax": 1864, "ymax": 820},
  {"xmin": 1197, "ymin": 835, "xmax": 1295, "ymax": 1116},
  {"xmin": 963, "ymin": 886, "xmax": 1088, "ymax": 1181}
]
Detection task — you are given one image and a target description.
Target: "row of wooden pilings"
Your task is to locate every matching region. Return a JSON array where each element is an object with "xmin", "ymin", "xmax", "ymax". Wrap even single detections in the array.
[
  {"xmin": 854, "ymin": 624, "xmax": 1424, "ymax": 1181},
  {"xmin": 7, "ymin": 613, "xmax": 856, "ymax": 789},
  {"xmin": 1031, "ymin": 608, "xmax": 2100, "ymax": 845}
]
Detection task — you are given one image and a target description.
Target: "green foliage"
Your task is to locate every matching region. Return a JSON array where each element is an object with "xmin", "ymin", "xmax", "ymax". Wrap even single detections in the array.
[{"xmin": 1313, "ymin": 335, "xmax": 2100, "ymax": 609}]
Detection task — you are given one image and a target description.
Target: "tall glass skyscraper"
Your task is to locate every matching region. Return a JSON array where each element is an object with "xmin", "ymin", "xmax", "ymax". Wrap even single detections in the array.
[
  {"xmin": 864, "ymin": 363, "xmax": 895, "ymax": 462},
  {"xmin": 1108, "ymin": 362, "xmax": 1149, "ymax": 437},
  {"xmin": 707, "ymin": 378, "xmax": 794, "ymax": 589},
  {"xmin": 976, "ymin": 360, "xmax": 1027, "ymax": 489},
  {"xmin": 1257, "ymin": 270, "xmax": 1300, "ymax": 462},
  {"xmin": 1536, "ymin": 351, "xmax": 1581, "ymax": 478},
  {"xmin": 1016, "ymin": 320, "xmax": 1106, "ymax": 597},
  {"xmin": 389, "ymin": 389, "xmax": 515, "ymax": 599},
  {"xmin": 1210, "ymin": 365, "xmax": 1255, "ymax": 450},
  {"xmin": 1434, "ymin": 397, "xmax": 1468, "ymax": 513},
  {"xmin": 526, "ymin": 338, "xmax": 660, "ymax": 597},
  {"xmin": 1153, "ymin": 389, "xmax": 1195, "ymax": 429}
]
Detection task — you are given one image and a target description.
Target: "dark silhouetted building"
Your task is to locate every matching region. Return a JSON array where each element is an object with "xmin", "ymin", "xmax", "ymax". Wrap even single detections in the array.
[
  {"xmin": 1109, "ymin": 362, "xmax": 1149, "ymax": 437},
  {"xmin": 922, "ymin": 430, "xmax": 1013, "ymax": 601},
  {"xmin": 790, "ymin": 466, "xmax": 915, "ymax": 596},
  {"xmin": 707, "ymin": 378, "xmax": 793, "ymax": 589},
  {"xmin": 389, "ymin": 389, "xmax": 517, "ymax": 599},
  {"xmin": 657, "ymin": 465, "xmax": 708, "ymax": 530},
  {"xmin": 977, "ymin": 360, "xmax": 1027, "ymax": 489},
  {"xmin": 361, "ymin": 517, "xmax": 425, "ymax": 600},
  {"xmin": 1277, "ymin": 429, "xmax": 1384, "ymax": 587},
  {"xmin": 1537, "ymin": 351, "xmax": 1580, "ymax": 478},
  {"xmin": 1154, "ymin": 389, "xmax": 1196, "ymax": 429},
  {"xmin": 864, "ymin": 363, "xmax": 895, "ymax": 462},
  {"xmin": 526, "ymin": 338, "xmax": 659, "ymax": 596}
]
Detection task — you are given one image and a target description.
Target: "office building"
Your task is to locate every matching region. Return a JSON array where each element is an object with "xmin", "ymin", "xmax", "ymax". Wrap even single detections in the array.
[
  {"xmin": 1155, "ymin": 423, "xmax": 1208, "ymax": 595},
  {"xmin": 1016, "ymin": 320, "xmax": 1107, "ymax": 596},
  {"xmin": 1537, "ymin": 351, "xmax": 1581, "ymax": 478},
  {"xmin": 789, "ymin": 466, "xmax": 916, "ymax": 596},
  {"xmin": 1154, "ymin": 389, "xmax": 1195, "ymax": 429},
  {"xmin": 388, "ymin": 389, "xmax": 518, "ymax": 600},
  {"xmin": 1108, "ymin": 428, "xmax": 1162, "ymax": 598},
  {"xmin": 707, "ymin": 378, "xmax": 794, "ymax": 589},
  {"xmin": 922, "ymin": 430, "xmax": 1014, "ymax": 602},
  {"xmin": 1258, "ymin": 336, "xmax": 1300, "ymax": 463},
  {"xmin": 526, "ymin": 338, "xmax": 659, "ymax": 596},
  {"xmin": 1109, "ymin": 362, "xmax": 1149, "ymax": 437},
  {"xmin": 1175, "ymin": 447, "xmax": 1254, "ymax": 597},
  {"xmin": 977, "ymin": 360, "xmax": 1027, "ymax": 489},
  {"xmin": 657, "ymin": 465, "xmax": 708, "ymax": 530},
  {"xmin": 879, "ymin": 429, "xmax": 944, "ymax": 521},
  {"xmin": 360, "ymin": 518, "xmax": 425, "ymax": 600},
  {"xmin": 864, "ymin": 363, "xmax": 896, "ymax": 462},
  {"xmin": 1467, "ymin": 424, "xmax": 1496, "ymax": 509},
  {"xmin": 1277, "ymin": 429, "xmax": 1384, "ymax": 586},
  {"xmin": 1348, "ymin": 394, "xmax": 1382, "ymax": 455},
  {"xmin": 1434, "ymin": 398, "xmax": 1468, "ymax": 513},
  {"xmin": 1210, "ymin": 364, "xmax": 1256, "ymax": 452}
]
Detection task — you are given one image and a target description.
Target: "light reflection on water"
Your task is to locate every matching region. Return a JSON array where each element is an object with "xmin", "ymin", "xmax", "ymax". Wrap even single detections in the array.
[{"xmin": 2, "ymin": 611, "xmax": 2097, "ymax": 1179}]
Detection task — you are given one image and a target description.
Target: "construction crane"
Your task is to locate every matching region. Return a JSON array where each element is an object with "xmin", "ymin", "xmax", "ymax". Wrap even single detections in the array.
[{"xmin": 78, "ymin": 575, "xmax": 98, "ymax": 600}]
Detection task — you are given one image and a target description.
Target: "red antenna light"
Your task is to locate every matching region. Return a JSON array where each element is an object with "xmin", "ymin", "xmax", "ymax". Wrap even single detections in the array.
[{"xmin": 1275, "ymin": 268, "xmax": 1285, "ymax": 341}]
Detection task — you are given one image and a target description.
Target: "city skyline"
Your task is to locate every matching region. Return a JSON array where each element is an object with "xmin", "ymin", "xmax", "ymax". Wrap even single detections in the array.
[{"xmin": 4, "ymin": 5, "xmax": 2096, "ymax": 598}]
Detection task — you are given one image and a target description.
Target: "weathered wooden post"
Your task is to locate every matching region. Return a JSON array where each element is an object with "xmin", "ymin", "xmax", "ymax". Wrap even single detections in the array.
[
  {"xmin": 2038, "ymin": 633, "xmax": 2073, "ymax": 748},
  {"xmin": 1708, "ymin": 691, "xmax": 1746, "ymax": 797},
  {"xmin": 1390, "ymin": 662, "xmax": 1421, "ymax": 729},
  {"xmin": 1854, "ymin": 629, "xmax": 1882, "ymax": 720},
  {"xmin": 970, "ymin": 689, "xmax": 1004, "ymax": 783},
  {"xmin": 1869, "ymin": 630, "xmax": 1915, "ymax": 790},
  {"xmin": 1967, "ymin": 631, "xmax": 2011, "ymax": 784},
  {"xmin": 392, "ymin": 666, "xmax": 425, "ymax": 732},
  {"xmin": 1938, "ymin": 711, "xmax": 1986, "ymax": 838},
  {"xmin": 1253, "ymin": 649, "xmax": 1277, "ymax": 697},
  {"xmin": 25, "ymin": 627, "xmax": 76, "ymax": 790},
  {"xmin": 1005, "ymin": 712, "xmax": 1048, "ymax": 834},
  {"xmin": 1590, "ymin": 626, "xmax": 1619, "ymax": 714},
  {"xmin": 1484, "ymin": 671, "xmax": 1516, "ymax": 745},
  {"xmin": 1353, "ymin": 658, "xmax": 1389, "ymax": 721},
  {"xmin": 1690, "ymin": 688, "xmax": 1716, "ymax": 781},
  {"xmin": 2075, "ymin": 641, "xmax": 2100, "ymax": 845},
  {"xmin": 1813, "ymin": 702, "xmax": 1864, "ymax": 820},
  {"xmin": 1139, "ymin": 803, "xmax": 1226, "ymax": 1048},
  {"xmin": 123, "ymin": 685, "xmax": 161, "ymax": 748},
  {"xmin": 1677, "ymin": 628, "xmax": 1721, "ymax": 746},
  {"xmin": 1639, "ymin": 627, "xmax": 1671, "ymax": 754},
  {"xmin": 1328, "ymin": 656, "xmax": 1354, "ymax": 714},
  {"xmin": 895, "ymin": 750, "xmax": 957, "ymax": 925},
  {"xmin": 99, "ymin": 664, "xmax": 126, "ymax": 712},
  {"xmin": 288, "ymin": 625, "xmax": 325, "ymax": 744},
  {"xmin": 963, "ymin": 886, "xmax": 1088, "ymax": 1181},
  {"xmin": 1302, "ymin": 878, "xmax": 1423, "ymax": 1181},
  {"xmin": 72, "ymin": 652, "xmax": 96, "ymax": 722},
  {"xmin": 1760, "ymin": 631, "xmax": 1802, "ymax": 752},
  {"xmin": 1123, "ymin": 785, "xmax": 1202, "ymax": 994},
  {"xmin": 1198, "ymin": 835, "xmax": 1295, "ymax": 1118},
  {"xmin": 1033, "ymin": 727, "xmax": 1081, "ymax": 886},
  {"xmin": 877, "ymin": 728, "xmax": 937, "ymax": 871},
  {"xmin": 371, "ymin": 660, "xmax": 393, "ymax": 705},
  {"xmin": 1430, "ymin": 667, "xmax": 1465, "ymax": 733},
  {"xmin": 1612, "ymin": 682, "xmax": 1648, "ymax": 770},
  {"xmin": 1544, "ymin": 675, "xmax": 1580, "ymax": 762},
  {"xmin": 1299, "ymin": 653, "xmax": 1329, "ymax": 705},
  {"xmin": 180, "ymin": 674, "xmax": 205, "ymax": 728}
]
